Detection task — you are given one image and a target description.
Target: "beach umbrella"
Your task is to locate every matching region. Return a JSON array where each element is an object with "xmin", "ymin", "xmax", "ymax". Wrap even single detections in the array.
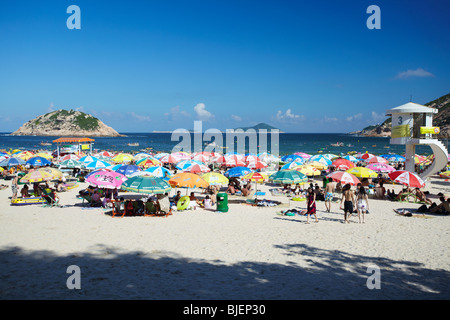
[
  {"xmin": 343, "ymin": 155, "xmax": 358, "ymax": 162},
  {"xmin": 309, "ymin": 155, "xmax": 332, "ymax": 165},
  {"xmin": 26, "ymin": 156, "xmax": 52, "ymax": 167},
  {"xmin": 114, "ymin": 164, "xmax": 141, "ymax": 177},
  {"xmin": 257, "ymin": 152, "xmax": 279, "ymax": 164},
  {"xmin": 143, "ymin": 166, "xmax": 172, "ymax": 179},
  {"xmin": 85, "ymin": 168, "xmax": 114, "ymax": 179},
  {"xmin": 321, "ymin": 153, "xmax": 338, "ymax": 160},
  {"xmin": 413, "ymin": 154, "xmax": 427, "ymax": 164},
  {"xmin": 242, "ymin": 172, "xmax": 268, "ymax": 199},
  {"xmin": 133, "ymin": 152, "xmax": 153, "ymax": 161},
  {"xmin": 295, "ymin": 165, "xmax": 321, "ymax": 176},
  {"xmin": 269, "ymin": 170, "xmax": 308, "ymax": 185},
  {"xmin": 388, "ymin": 170, "xmax": 425, "ymax": 188},
  {"xmin": 112, "ymin": 153, "xmax": 134, "ymax": 164},
  {"xmin": 20, "ymin": 169, "xmax": 54, "ymax": 183},
  {"xmin": 308, "ymin": 161, "xmax": 329, "ymax": 170},
  {"xmin": 294, "ymin": 152, "xmax": 312, "ymax": 160},
  {"xmin": 16, "ymin": 151, "xmax": 35, "ymax": 160},
  {"xmin": 246, "ymin": 159, "xmax": 268, "ymax": 170},
  {"xmin": 39, "ymin": 167, "xmax": 64, "ymax": 180},
  {"xmin": 224, "ymin": 166, "xmax": 252, "ymax": 177},
  {"xmin": 176, "ymin": 160, "xmax": 204, "ymax": 171},
  {"xmin": 0, "ymin": 157, "xmax": 26, "ymax": 167},
  {"xmin": 367, "ymin": 156, "xmax": 388, "ymax": 164},
  {"xmin": 359, "ymin": 153, "xmax": 375, "ymax": 160},
  {"xmin": 121, "ymin": 176, "xmax": 171, "ymax": 195},
  {"xmin": 85, "ymin": 160, "xmax": 112, "ymax": 170},
  {"xmin": 191, "ymin": 152, "xmax": 210, "ymax": 163},
  {"xmin": 327, "ymin": 171, "xmax": 361, "ymax": 186},
  {"xmin": 79, "ymin": 156, "xmax": 100, "ymax": 164},
  {"xmin": 153, "ymin": 152, "xmax": 169, "ymax": 160},
  {"xmin": 345, "ymin": 167, "xmax": 378, "ymax": 178},
  {"xmin": 60, "ymin": 154, "xmax": 81, "ymax": 161},
  {"xmin": 281, "ymin": 154, "xmax": 303, "ymax": 162},
  {"xmin": 366, "ymin": 163, "xmax": 396, "ymax": 173},
  {"xmin": 86, "ymin": 170, "xmax": 128, "ymax": 190},
  {"xmin": 201, "ymin": 172, "xmax": 229, "ymax": 186},
  {"xmin": 280, "ymin": 159, "xmax": 304, "ymax": 170},
  {"xmin": 58, "ymin": 159, "xmax": 86, "ymax": 169},
  {"xmin": 331, "ymin": 158, "xmax": 355, "ymax": 171},
  {"xmin": 439, "ymin": 171, "xmax": 450, "ymax": 178},
  {"xmin": 34, "ymin": 152, "xmax": 53, "ymax": 160},
  {"xmin": 381, "ymin": 154, "xmax": 405, "ymax": 162},
  {"xmin": 186, "ymin": 163, "xmax": 211, "ymax": 174},
  {"xmin": 169, "ymin": 172, "xmax": 209, "ymax": 189},
  {"xmin": 217, "ymin": 155, "xmax": 246, "ymax": 167},
  {"xmin": 136, "ymin": 158, "xmax": 162, "ymax": 168}
]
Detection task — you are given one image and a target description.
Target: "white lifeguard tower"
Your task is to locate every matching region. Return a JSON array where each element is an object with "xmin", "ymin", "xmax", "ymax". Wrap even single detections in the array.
[{"xmin": 386, "ymin": 102, "xmax": 448, "ymax": 180}]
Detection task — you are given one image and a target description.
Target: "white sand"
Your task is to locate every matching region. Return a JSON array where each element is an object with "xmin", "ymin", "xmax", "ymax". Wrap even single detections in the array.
[{"xmin": 0, "ymin": 177, "xmax": 449, "ymax": 300}]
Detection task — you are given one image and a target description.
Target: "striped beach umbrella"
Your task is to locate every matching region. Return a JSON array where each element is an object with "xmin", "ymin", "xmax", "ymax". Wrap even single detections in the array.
[
  {"xmin": 58, "ymin": 159, "xmax": 86, "ymax": 169},
  {"xmin": 0, "ymin": 157, "xmax": 26, "ymax": 167},
  {"xmin": 388, "ymin": 170, "xmax": 425, "ymax": 188},
  {"xmin": 327, "ymin": 171, "xmax": 361, "ymax": 186},
  {"xmin": 280, "ymin": 159, "xmax": 304, "ymax": 170},
  {"xmin": 186, "ymin": 163, "xmax": 211, "ymax": 174},
  {"xmin": 367, "ymin": 156, "xmax": 388, "ymax": 164},
  {"xmin": 332, "ymin": 158, "xmax": 355, "ymax": 171},
  {"xmin": 79, "ymin": 156, "xmax": 100, "ymax": 164},
  {"xmin": 143, "ymin": 166, "xmax": 172, "ymax": 179},
  {"xmin": 85, "ymin": 160, "xmax": 112, "ymax": 170}
]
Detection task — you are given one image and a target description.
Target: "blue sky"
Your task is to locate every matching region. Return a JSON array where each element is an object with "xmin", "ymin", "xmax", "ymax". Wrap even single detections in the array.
[{"xmin": 0, "ymin": 0, "xmax": 449, "ymax": 133}]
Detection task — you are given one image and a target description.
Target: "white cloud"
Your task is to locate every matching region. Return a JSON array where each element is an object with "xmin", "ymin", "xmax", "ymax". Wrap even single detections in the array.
[
  {"xmin": 275, "ymin": 109, "xmax": 304, "ymax": 122},
  {"xmin": 371, "ymin": 111, "xmax": 386, "ymax": 124},
  {"xmin": 346, "ymin": 113, "xmax": 363, "ymax": 122},
  {"xmin": 395, "ymin": 68, "xmax": 434, "ymax": 79},
  {"xmin": 75, "ymin": 106, "xmax": 84, "ymax": 112},
  {"xmin": 231, "ymin": 114, "xmax": 242, "ymax": 122},
  {"xmin": 324, "ymin": 116, "xmax": 338, "ymax": 122},
  {"xmin": 129, "ymin": 112, "xmax": 151, "ymax": 122},
  {"xmin": 194, "ymin": 103, "xmax": 214, "ymax": 121},
  {"xmin": 164, "ymin": 106, "xmax": 191, "ymax": 121},
  {"xmin": 47, "ymin": 102, "xmax": 54, "ymax": 113}
]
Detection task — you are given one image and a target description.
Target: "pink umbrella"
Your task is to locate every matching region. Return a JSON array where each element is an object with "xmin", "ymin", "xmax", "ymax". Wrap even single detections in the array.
[
  {"xmin": 366, "ymin": 163, "xmax": 395, "ymax": 173},
  {"xmin": 294, "ymin": 152, "xmax": 312, "ymax": 159},
  {"xmin": 86, "ymin": 171, "xmax": 128, "ymax": 189},
  {"xmin": 327, "ymin": 171, "xmax": 361, "ymax": 186},
  {"xmin": 388, "ymin": 170, "xmax": 425, "ymax": 188},
  {"xmin": 60, "ymin": 154, "xmax": 81, "ymax": 161},
  {"xmin": 187, "ymin": 164, "xmax": 211, "ymax": 174}
]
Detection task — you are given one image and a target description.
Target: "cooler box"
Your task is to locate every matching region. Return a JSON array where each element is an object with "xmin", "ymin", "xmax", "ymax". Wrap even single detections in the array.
[{"xmin": 216, "ymin": 193, "xmax": 228, "ymax": 212}]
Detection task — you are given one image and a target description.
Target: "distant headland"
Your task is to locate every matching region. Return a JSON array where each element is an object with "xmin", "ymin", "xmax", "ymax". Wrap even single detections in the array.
[{"xmin": 11, "ymin": 109, "xmax": 124, "ymax": 137}]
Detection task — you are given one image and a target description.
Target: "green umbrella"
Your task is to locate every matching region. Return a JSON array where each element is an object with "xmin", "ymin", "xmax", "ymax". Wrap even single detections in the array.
[
  {"xmin": 121, "ymin": 176, "xmax": 172, "ymax": 194},
  {"xmin": 269, "ymin": 170, "xmax": 308, "ymax": 184},
  {"xmin": 58, "ymin": 159, "xmax": 86, "ymax": 169}
]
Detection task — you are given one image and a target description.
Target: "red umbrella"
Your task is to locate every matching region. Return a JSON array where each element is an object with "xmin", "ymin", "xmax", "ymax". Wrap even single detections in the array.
[
  {"xmin": 367, "ymin": 156, "xmax": 388, "ymax": 164},
  {"xmin": 331, "ymin": 158, "xmax": 355, "ymax": 171},
  {"xmin": 217, "ymin": 155, "xmax": 246, "ymax": 167},
  {"xmin": 327, "ymin": 171, "xmax": 361, "ymax": 186},
  {"xmin": 388, "ymin": 170, "xmax": 425, "ymax": 188},
  {"xmin": 360, "ymin": 153, "xmax": 375, "ymax": 160}
]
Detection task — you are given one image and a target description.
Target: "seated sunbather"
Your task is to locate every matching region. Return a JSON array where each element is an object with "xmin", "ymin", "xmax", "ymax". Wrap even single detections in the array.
[
  {"xmin": 226, "ymin": 184, "xmax": 236, "ymax": 195},
  {"xmin": 414, "ymin": 188, "xmax": 433, "ymax": 205},
  {"xmin": 429, "ymin": 197, "xmax": 450, "ymax": 214}
]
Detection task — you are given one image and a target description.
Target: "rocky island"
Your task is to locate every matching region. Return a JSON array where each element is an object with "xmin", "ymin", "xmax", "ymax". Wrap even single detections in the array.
[{"xmin": 11, "ymin": 109, "xmax": 123, "ymax": 137}]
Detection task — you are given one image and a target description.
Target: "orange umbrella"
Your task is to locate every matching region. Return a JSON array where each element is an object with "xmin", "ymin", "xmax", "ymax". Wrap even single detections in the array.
[{"xmin": 168, "ymin": 172, "xmax": 209, "ymax": 189}]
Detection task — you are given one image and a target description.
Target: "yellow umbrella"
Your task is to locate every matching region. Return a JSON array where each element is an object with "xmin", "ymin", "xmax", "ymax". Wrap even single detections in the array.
[
  {"xmin": 308, "ymin": 161, "xmax": 328, "ymax": 170},
  {"xmin": 20, "ymin": 169, "xmax": 54, "ymax": 183},
  {"xmin": 201, "ymin": 172, "xmax": 229, "ymax": 185},
  {"xmin": 34, "ymin": 152, "xmax": 53, "ymax": 160},
  {"xmin": 295, "ymin": 165, "xmax": 321, "ymax": 176},
  {"xmin": 38, "ymin": 167, "xmax": 63, "ymax": 179},
  {"xmin": 345, "ymin": 167, "xmax": 378, "ymax": 178},
  {"xmin": 16, "ymin": 151, "xmax": 34, "ymax": 160},
  {"xmin": 439, "ymin": 171, "xmax": 450, "ymax": 178},
  {"xmin": 112, "ymin": 153, "xmax": 134, "ymax": 164}
]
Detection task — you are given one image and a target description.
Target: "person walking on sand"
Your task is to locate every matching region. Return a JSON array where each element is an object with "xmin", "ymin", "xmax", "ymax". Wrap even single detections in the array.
[
  {"xmin": 324, "ymin": 177, "xmax": 336, "ymax": 212},
  {"xmin": 356, "ymin": 185, "xmax": 369, "ymax": 223},
  {"xmin": 340, "ymin": 184, "xmax": 355, "ymax": 224},
  {"xmin": 306, "ymin": 187, "xmax": 318, "ymax": 224},
  {"xmin": 11, "ymin": 174, "xmax": 19, "ymax": 201}
]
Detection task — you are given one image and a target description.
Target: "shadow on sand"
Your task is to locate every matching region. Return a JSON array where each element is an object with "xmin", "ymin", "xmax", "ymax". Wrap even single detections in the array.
[{"xmin": 1, "ymin": 243, "xmax": 449, "ymax": 300}]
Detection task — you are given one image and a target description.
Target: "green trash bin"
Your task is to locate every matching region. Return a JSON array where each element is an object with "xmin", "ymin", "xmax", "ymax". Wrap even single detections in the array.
[{"xmin": 216, "ymin": 192, "xmax": 228, "ymax": 212}]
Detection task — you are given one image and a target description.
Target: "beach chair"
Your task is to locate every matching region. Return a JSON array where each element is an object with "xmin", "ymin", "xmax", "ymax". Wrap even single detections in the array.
[
  {"xmin": 111, "ymin": 200, "xmax": 126, "ymax": 218},
  {"xmin": 41, "ymin": 189, "xmax": 60, "ymax": 207}
]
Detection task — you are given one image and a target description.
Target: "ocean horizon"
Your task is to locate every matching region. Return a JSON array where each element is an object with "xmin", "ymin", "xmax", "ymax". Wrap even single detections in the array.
[{"xmin": 0, "ymin": 132, "xmax": 440, "ymax": 157}]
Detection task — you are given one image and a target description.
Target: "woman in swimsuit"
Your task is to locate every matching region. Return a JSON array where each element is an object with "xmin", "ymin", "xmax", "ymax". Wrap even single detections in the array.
[
  {"xmin": 306, "ymin": 187, "xmax": 318, "ymax": 224},
  {"xmin": 356, "ymin": 186, "xmax": 369, "ymax": 223}
]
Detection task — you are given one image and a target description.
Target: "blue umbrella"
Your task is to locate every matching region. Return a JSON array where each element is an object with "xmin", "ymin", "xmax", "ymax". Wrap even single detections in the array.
[
  {"xmin": 26, "ymin": 156, "xmax": 52, "ymax": 167},
  {"xmin": 114, "ymin": 164, "xmax": 141, "ymax": 176},
  {"xmin": 281, "ymin": 154, "xmax": 302, "ymax": 162},
  {"xmin": 144, "ymin": 166, "xmax": 172, "ymax": 179},
  {"xmin": 85, "ymin": 160, "xmax": 112, "ymax": 170},
  {"xmin": 0, "ymin": 157, "xmax": 26, "ymax": 167},
  {"xmin": 381, "ymin": 154, "xmax": 405, "ymax": 162},
  {"xmin": 224, "ymin": 166, "xmax": 252, "ymax": 177}
]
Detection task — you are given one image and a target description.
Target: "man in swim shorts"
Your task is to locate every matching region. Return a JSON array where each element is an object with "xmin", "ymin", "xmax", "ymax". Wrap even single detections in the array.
[{"xmin": 340, "ymin": 184, "xmax": 355, "ymax": 223}]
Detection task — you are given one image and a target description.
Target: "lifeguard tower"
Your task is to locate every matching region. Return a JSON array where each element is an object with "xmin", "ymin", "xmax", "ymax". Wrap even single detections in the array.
[
  {"xmin": 386, "ymin": 102, "xmax": 448, "ymax": 180},
  {"xmin": 52, "ymin": 137, "xmax": 95, "ymax": 159}
]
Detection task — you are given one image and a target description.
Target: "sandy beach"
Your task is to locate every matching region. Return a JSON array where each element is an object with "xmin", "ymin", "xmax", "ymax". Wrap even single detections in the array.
[{"xmin": 0, "ymin": 175, "xmax": 449, "ymax": 300}]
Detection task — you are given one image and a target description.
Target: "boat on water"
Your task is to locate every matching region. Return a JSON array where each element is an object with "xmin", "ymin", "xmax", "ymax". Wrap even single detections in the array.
[
  {"xmin": 40, "ymin": 142, "xmax": 52, "ymax": 146},
  {"xmin": 127, "ymin": 143, "xmax": 139, "ymax": 147},
  {"xmin": 330, "ymin": 142, "xmax": 344, "ymax": 147}
]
